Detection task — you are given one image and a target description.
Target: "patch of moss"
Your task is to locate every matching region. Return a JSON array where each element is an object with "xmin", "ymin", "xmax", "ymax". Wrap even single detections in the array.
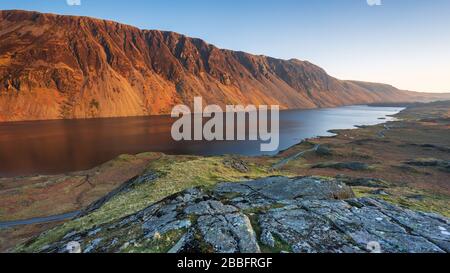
[
  {"xmin": 245, "ymin": 206, "xmax": 293, "ymax": 254},
  {"xmin": 190, "ymin": 229, "xmax": 215, "ymax": 253},
  {"xmin": 266, "ymin": 233, "xmax": 292, "ymax": 253},
  {"xmin": 243, "ymin": 203, "xmax": 285, "ymax": 216},
  {"xmin": 115, "ymin": 154, "xmax": 137, "ymax": 162}
]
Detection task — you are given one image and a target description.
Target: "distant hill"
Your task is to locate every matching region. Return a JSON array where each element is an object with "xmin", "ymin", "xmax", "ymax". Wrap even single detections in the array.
[{"xmin": 1, "ymin": 10, "xmax": 449, "ymax": 121}]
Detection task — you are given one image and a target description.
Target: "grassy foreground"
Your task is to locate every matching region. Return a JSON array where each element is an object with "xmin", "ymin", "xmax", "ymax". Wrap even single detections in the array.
[{"xmin": 1, "ymin": 101, "xmax": 450, "ymax": 252}]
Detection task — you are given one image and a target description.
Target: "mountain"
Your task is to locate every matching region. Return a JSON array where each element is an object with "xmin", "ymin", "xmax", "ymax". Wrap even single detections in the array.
[{"xmin": 0, "ymin": 10, "xmax": 449, "ymax": 122}]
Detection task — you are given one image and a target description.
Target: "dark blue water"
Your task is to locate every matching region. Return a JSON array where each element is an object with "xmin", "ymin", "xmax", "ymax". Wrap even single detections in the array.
[{"xmin": 0, "ymin": 105, "xmax": 403, "ymax": 177}]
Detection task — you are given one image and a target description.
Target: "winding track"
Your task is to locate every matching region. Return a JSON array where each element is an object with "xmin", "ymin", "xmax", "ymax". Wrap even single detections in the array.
[
  {"xmin": 271, "ymin": 144, "xmax": 320, "ymax": 170},
  {"xmin": 0, "ymin": 211, "xmax": 80, "ymax": 229}
]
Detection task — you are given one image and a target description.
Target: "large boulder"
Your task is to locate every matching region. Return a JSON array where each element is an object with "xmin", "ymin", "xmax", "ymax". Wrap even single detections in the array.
[{"xmin": 24, "ymin": 176, "xmax": 449, "ymax": 253}]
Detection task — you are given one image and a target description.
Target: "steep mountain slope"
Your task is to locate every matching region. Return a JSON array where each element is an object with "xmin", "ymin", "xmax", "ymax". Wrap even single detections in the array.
[{"xmin": 0, "ymin": 10, "xmax": 448, "ymax": 122}]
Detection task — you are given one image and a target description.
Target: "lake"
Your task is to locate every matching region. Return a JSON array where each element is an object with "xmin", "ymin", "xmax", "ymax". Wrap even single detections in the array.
[{"xmin": 0, "ymin": 105, "xmax": 403, "ymax": 177}]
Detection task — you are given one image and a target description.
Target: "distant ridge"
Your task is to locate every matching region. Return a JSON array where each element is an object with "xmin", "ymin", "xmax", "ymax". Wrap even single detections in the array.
[{"xmin": 0, "ymin": 10, "xmax": 449, "ymax": 121}]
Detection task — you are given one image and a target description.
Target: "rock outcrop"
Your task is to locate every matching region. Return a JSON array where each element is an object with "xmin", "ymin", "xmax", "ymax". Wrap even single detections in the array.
[
  {"xmin": 1, "ymin": 10, "xmax": 450, "ymax": 122},
  {"xmin": 26, "ymin": 176, "xmax": 449, "ymax": 253}
]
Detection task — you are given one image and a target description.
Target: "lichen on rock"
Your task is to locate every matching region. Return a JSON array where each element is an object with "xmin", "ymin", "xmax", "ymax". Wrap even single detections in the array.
[{"xmin": 18, "ymin": 176, "xmax": 450, "ymax": 253}]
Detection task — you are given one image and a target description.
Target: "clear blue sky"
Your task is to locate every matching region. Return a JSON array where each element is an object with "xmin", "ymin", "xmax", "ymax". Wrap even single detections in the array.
[{"xmin": 1, "ymin": 0, "xmax": 449, "ymax": 92}]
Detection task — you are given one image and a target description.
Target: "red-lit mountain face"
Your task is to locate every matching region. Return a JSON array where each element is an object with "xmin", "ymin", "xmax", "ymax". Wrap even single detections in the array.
[{"xmin": 0, "ymin": 10, "xmax": 448, "ymax": 121}]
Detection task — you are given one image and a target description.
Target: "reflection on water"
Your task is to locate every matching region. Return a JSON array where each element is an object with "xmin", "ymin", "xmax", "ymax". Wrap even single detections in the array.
[{"xmin": 0, "ymin": 105, "xmax": 403, "ymax": 177}]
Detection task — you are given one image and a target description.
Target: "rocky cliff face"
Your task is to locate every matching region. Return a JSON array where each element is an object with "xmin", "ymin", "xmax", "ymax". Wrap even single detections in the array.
[
  {"xmin": 1, "ymin": 10, "xmax": 449, "ymax": 122},
  {"xmin": 20, "ymin": 176, "xmax": 450, "ymax": 253}
]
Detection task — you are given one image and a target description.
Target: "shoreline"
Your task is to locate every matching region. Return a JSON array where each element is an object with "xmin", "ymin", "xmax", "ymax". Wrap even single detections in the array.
[
  {"xmin": 0, "ymin": 103, "xmax": 400, "ymax": 124},
  {"xmin": 0, "ymin": 107, "xmax": 404, "ymax": 230},
  {"xmin": 0, "ymin": 105, "xmax": 403, "ymax": 179},
  {"xmin": 1, "ymin": 101, "xmax": 449, "ymax": 252},
  {"xmin": 0, "ymin": 108, "xmax": 400, "ymax": 220}
]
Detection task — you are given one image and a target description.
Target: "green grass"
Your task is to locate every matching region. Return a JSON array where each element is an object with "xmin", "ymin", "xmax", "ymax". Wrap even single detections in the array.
[
  {"xmin": 16, "ymin": 155, "xmax": 288, "ymax": 252},
  {"xmin": 247, "ymin": 213, "xmax": 291, "ymax": 253},
  {"xmin": 353, "ymin": 186, "xmax": 450, "ymax": 217}
]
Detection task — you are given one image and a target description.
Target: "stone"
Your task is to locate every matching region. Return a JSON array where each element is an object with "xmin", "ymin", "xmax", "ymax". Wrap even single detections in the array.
[
  {"xmin": 223, "ymin": 158, "xmax": 250, "ymax": 173},
  {"xmin": 84, "ymin": 238, "xmax": 103, "ymax": 253},
  {"xmin": 31, "ymin": 176, "xmax": 449, "ymax": 253},
  {"xmin": 184, "ymin": 200, "xmax": 238, "ymax": 215},
  {"xmin": 196, "ymin": 213, "xmax": 261, "ymax": 253}
]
